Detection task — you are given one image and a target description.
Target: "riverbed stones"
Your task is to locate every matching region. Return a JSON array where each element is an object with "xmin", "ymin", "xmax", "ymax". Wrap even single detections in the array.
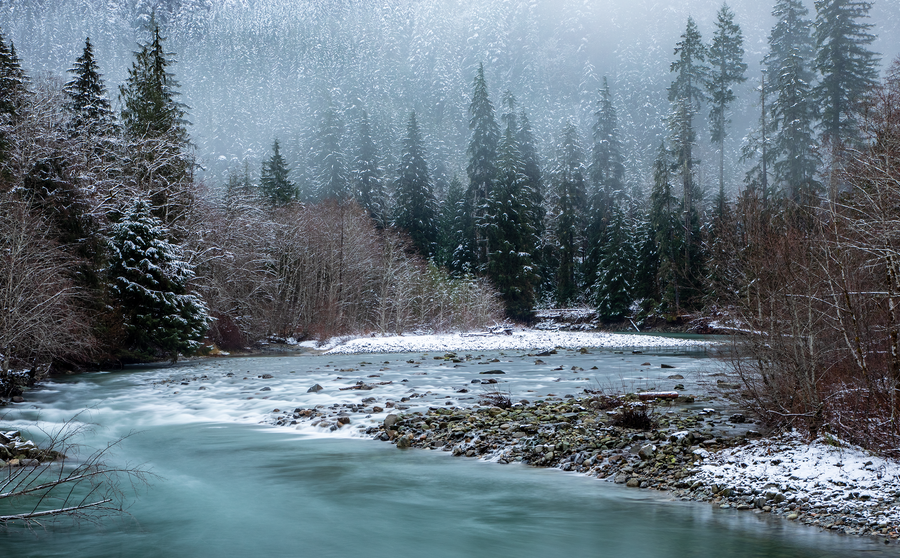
[
  {"xmin": 307, "ymin": 384, "xmax": 324, "ymax": 393},
  {"xmin": 383, "ymin": 414, "xmax": 399, "ymax": 428}
]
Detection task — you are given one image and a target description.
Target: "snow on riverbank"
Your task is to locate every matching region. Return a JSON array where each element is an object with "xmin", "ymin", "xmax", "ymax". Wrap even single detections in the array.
[
  {"xmin": 690, "ymin": 431, "xmax": 900, "ymax": 537},
  {"xmin": 317, "ymin": 330, "xmax": 716, "ymax": 355}
]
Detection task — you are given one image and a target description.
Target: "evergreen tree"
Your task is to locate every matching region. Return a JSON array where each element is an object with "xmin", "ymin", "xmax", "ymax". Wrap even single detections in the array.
[
  {"xmin": 0, "ymin": 29, "xmax": 27, "ymax": 168},
  {"xmin": 65, "ymin": 37, "xmax": 116, "ymax": 136},
  {"xmin": 594, "ymin": 202, "xmax": 635, "ymax": 322},
  {"xmin": 647, "ymin": 144, "xmax": 682, "ymax": 313},
  {"xmin": 585, "ymin": 77, "xmax": 626, "ymax": 297},
  {"xmin": 107, "ymin": 198, "xmax": 209, "ymax": 362},
  {"xmin": 466, "ymin": 63, "xmax": 500, "ymax": 267},
  {"xmin": 483, "ymin": 94, "xmax": 539, "ymax": 321},
  {"xmin": 437, "ymin": 175, "xmax": 467, "ymax": 270},
  {"xmin": 707, "ymin": 4, "xmax": 747, "ymax": 212},
  {"xmin": 517, "ymin": 110, "xmax": 548, "ymax": 299},
  {"xmin": 260, "ymin": 139, "xmax": 295, "ymax": 205},
  {"xmin": 814, "ymin": 0, "xmax": 879, "ymax": 146},
  {"xmin": 765, "ymin": 0, "xmax": 821, "ymax": 203},
  {"xmin": 0, "ymin": 28, "xmax": 26, "ymax": 119},
  {"xmin": 118, "ymin": 23, "xmax": 192, "ymax": 222},
  {"xmin": 351, "ymin": 109, "xmax": 387, "ymax": 227},
  {"xmin": 550, "ymin": 121, "xmax": 587, "ymax": 306},
  {"xmin": 668, "ymin": 17, "xmax": 708, "ymax": 298},
  {"xmin": 393, "ymin": 112, "xmax": 438, "ymax": 258},
  {"xmin": 315, "ymin": 101, "xmax": 348, "ymax": 201}
]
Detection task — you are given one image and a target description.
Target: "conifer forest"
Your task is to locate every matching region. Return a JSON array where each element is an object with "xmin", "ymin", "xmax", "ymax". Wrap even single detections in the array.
[{"xmin": 3, "ymin": 0, "xmax": 900, "ymax": 452}]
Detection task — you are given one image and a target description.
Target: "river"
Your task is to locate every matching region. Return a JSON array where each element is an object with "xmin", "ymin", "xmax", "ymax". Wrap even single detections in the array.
[{"xmin": 2, "ymin": 345, "xmax": 893, "ymax": 556}]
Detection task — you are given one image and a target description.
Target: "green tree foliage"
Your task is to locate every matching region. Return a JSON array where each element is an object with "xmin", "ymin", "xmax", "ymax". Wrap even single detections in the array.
[
  {"xmin": 466, "ymin": 63, "xmax": 500, "ymax": 267},
  {"xmin": 118, "ymin": 24, "xmax": 193, "ymax": 223},
  {"xmin": 765, "ymin": 0, "xmax": 821, "ymax": 203},
  {"xmin": 585, "ymin": 77, "xmax": 626, "ymax": 297},
  {"xmin": 594, "ymin": 202, "xmax": 636, "ymax": 322},
  {"xmin": 550, "ymin": 121, "xmax": 587, "ymax": 306},
  {"xmin": 351, "ymin": 109, "xmax": 387, "ymax": 227},
  {"xmin": 314, "ymin": 100, "xmax": 348, "ymax": 201},
  {"xmin": 65, "ymin": 37, "xmax": 116, "ymax": 137},
  {"xmin": 708, "ymin": 4, "xmax": 747, "ymax": 210},
  {"xmin": 107, "ymin": 199, "xmax": 209, "ymax": 362},
  {"xmin": 0, "ymin": 28, "xmax": 27, "ymax": 169},
  {"xmin": 668, "ymin": 17, "xmax": 708, "ymax": 302},
  {"xmin": 436, "ymin": 175, "xmax": 467, "ymax": 270},
  {"xmin": 483, "ymin": 93, "xmax": 539, "ymax": 322},
  {"xmin": 393, "ymin": 112, "xmax": 438, "ymax": 258},
  {"xmin": 647, "ymin": 144, "xmax": 682, "ymax": 313},
  {"xmin": 814, "ymin": 0, "xmax": 880, "ymax": 148},
  {"xmin": 260, "ymin": 139, "xmax": 295, "ymax": 205}
]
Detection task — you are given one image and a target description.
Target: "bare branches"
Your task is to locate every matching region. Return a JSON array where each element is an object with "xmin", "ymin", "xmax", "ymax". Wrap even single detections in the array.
[{"xmin": 0, "ymin": 416, "xmax": 152, "ymax": 527}]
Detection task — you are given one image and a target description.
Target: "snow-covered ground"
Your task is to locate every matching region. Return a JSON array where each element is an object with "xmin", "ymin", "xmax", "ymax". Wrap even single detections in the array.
[
  {"xmin": 692, "ymin": 431, "xmax": 900, "ymax": 534},
  {"xmin": 313, "ymin": 329, "xmax": 715, "ymax": 355}
]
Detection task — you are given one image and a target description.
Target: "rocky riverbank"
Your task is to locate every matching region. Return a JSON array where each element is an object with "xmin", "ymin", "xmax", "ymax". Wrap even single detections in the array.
[
  {"xmin": 0, "ymin": 430, "xmax": 63, "ymax": 468},
  {"xmin": 275, "ymin": 389, "xmax": 899, "ymax": 545}
]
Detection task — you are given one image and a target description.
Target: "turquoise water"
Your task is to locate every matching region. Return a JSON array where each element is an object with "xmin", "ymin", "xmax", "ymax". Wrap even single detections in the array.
[{"xmin": 2, "ymin": 350, "xmax": 894, "ymax": 557}]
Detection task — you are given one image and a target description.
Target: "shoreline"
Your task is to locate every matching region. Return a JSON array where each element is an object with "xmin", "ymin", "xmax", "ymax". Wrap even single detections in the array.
[{"xmin": 271, "ymin": 329, "xmax": 899, "ymax": 545}]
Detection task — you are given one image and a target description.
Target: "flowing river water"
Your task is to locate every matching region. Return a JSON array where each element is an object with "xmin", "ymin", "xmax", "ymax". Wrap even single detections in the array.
[{"xmin": 2, "ymin": 344, "xmax": 894, "ymax": 556}]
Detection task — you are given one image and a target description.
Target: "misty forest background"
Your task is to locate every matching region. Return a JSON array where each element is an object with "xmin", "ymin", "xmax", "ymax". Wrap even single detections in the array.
[{"xmin": 3, "ymin": 0, "xmax": 900, "ymax": 454}]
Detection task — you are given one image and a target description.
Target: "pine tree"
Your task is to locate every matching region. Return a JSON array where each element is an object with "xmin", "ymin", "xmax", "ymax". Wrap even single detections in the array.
[
  {"xmin": 315, "ymin": 101, "xmax": 348, "ymax": 201},
  {"xmin": 118, "ymin": 23, "xmax": 192, "ymax": 222},
  {"xmin": 814, "ymin": 0, "xmax": 880, "ymax": 192},
  {"xmin": 0, "ymin": 28, "xmax": 26, "ymax": 119},
  {"xmin": 550, "ymin": 121, "xmax": 587, "ymax": 306},
  {"xmin": 647, "ymin": 143, "xmax": 682, "ymax": 313},
  {"xmin": 668, "ymin": 17, "xmax": 708, "ymax": 299},
  {"xmin": 708, "ymin": 4, "xmax": 747, "ymax": 212},
  {"xmin": 585, "ymin": 77, "xmax": 626, "ymax": 297},
  {"xmin": 594, "ymin": 202, "xmax": 635, "ymax": 321},
  {"xmin": 0, "ymin": 28, "xmax": 27, "ymax": 168},
  {"xmin": 466, "ymin": 63, "xmax": 500, "ymax": 267},
  {"xmin": 765, "ymin": 0, "xmax": 820, "ymax": 203},
  {"xmin": 393, "ymin": 112, "xmax": 438, "ymax": 258},
  {"xmin": 65, "ymin": 37, "xmax": 116, "ymax": 137},
  {"xmin": 517, "ymin": 110, "xmax": 548, "ymax": 299},
  {"xmin": 351, "ymin": 109, "xmax": 387, "ymax": 227},
  {"xmin": 483, "ymin": 93, "xmax": 539, "ymax": 321},
  {"xmin": 437, "ymin": 175, "xmax": 467, "ymax": 270},
  {"xmin": 107, "ymin": 198, "xmax": 209, "ymax": 362},
  {"xmin": 260, "ymin": 139, "xmax": 295, "ymax": 205}
]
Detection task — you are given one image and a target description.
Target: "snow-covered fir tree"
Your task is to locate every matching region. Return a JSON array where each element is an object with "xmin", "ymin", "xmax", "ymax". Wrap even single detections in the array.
[
  {"xmin": 351, "ymin": 109, "xmax": 387, "ymax": 227},
  {"xmin": 314, "ymin": 99, "xmax": 348, "ymax": 201},
  {"xmin": 483, "ymin": 93, "xmax": 539, "ymax": 322},
  {"xmin": 585, "ymin": 77, "xmax": 626, "ymax": 297},
  {"xmin": 0, "ymin": 28, "xmax": 27, "ymax": 168},
  {"xmin": 393, "ymin": 111, "xmax": 438, "ymax": 258},
  {"xmin": 594, "ymin": 202, "xmax": 635, "ymax": 322},
  {"xmin": 260, "ymin": 139, "xmax": 295, "ymax": 205},
  {"xmin": 466, "ymin": 63, "xmax": 500, "ymax": 268},
  {"xmin": 107, "ymin": 198, "xmax": 209, "ymax": 362},
  {"xmin": 549, "ymin": 121, "xmax": 587, "ymax": 306},
  {"xmin": 707, "ymin": 4, "xmax": 747, "ymax": 212},
  {"xmin": 765, "ymin": 0, "xmax": 821, "ymax": 203},
  {"xmin": 647, "ymin": 143, "xmax": 682, "ymax": 313},
  {"xmin": 65, "ymin": 37, "xmax": 116, "ymax": 137}
]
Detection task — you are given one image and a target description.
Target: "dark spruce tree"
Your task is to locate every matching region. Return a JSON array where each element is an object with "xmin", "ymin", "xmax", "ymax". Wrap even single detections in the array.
[
  {"xmin": 65, "ymin": 37, "xmax": 116, "ymax": 137},
  {"xmin": 118, "ymin": 23, "xmax": 192, "ymax": 223},
  {"xmin": 584, "ymin": 77, "xmax": 626, "ymax": 298},
  {"xmin": 107, "ymin": 198, "xmax": 209, "ymax": 362},
  {"xmin": 550, "ymin": 121, "xmax": 587, "ymax": 306},
  {"xmin": 393, "ymin": 112, "xmax": 438, "ymax": 258},
  {"xmin": 707, "ymin": 4, "xmax": 747, "ymax": 214},
  {"xmin": 260, "ymin": 139, "xmax": 295, "ymax": 205},
  {"xmin": 483, "ymin": 94, "xmax": 539, "ymax": 322},
  {"xmin": 594, "ymin": 202, "xmax": 635, "ymax": 322},
  {"xmin": 668, "ymin": 17, "xmax": 708, "ymax": 308},
  {"xmin": 466, "ymin": 63, "xmax": 500, "ymax": 267},
  {"xmin": 765, "ymin": 0, "xmax": 820, "ymax": 204},
  {"xmin": 436, "ymin": 175, "xmax": 468, "ymax": 271},
  {"xmin": 314, "ymin": 100, "xmax": 348, "ymax": 201},
  {"xmin": 0, "ymin": 28, "xmax": 27, "ymax": 169},
  {"xmin": 516, "ymin": 110, "xmax": 547, "ymax": 295},
  {"xmin": 647, "ymin": 143, "xmax": 682, "ymax": 313},
  {"xmin": 351, "ymin": 109, "xmax": 387, "ymax": 227},
  {"xmin": 814, "ymin": 0, "xmax": 880, "ymax": 191}
]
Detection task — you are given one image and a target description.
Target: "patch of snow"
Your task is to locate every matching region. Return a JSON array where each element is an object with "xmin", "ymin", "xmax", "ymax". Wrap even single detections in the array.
[{"xmin": 322, "ymin": 329, "xmax": 715, "ymax": 355}]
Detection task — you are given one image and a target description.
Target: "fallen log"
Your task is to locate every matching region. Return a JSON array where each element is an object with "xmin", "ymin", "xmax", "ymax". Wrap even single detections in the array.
[{"xmin": 638, "ymin": 391, "xmax": 679, "ymax": 401}]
